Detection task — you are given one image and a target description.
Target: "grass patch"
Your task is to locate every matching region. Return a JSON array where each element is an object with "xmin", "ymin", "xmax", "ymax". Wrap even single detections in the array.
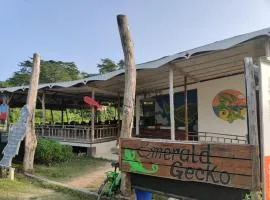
[
  {"xmin": 34, "ymin": 156, "xmax": 108, "ymax": 181},
  {"xmin": 0, "ymin": 173, "xmax": 95, "ymax": 200}
]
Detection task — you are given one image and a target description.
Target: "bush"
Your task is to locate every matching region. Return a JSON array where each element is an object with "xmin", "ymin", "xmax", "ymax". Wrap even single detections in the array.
[{"xmin": 35, "ymin": 138, "xmax": 73, "ymax": 165}]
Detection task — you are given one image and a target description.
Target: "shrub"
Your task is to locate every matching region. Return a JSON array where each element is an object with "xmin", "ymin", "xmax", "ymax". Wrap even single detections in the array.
[{"xmin": 35, "ymin": 138, "xmax": 73, "ymax": 165}]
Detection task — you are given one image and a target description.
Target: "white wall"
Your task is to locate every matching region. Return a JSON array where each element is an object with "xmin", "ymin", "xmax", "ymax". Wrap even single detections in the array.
[
  {"xmin": 92, "ymin": 140, "xmax": 118, "ymax": 160},
  {"xmin": 197, "ymin": 74, "xmax": 247, "ymax": 136},
  {"xmin": 143, "ymin": 74, "xmax": 247, "ymax": 137}
]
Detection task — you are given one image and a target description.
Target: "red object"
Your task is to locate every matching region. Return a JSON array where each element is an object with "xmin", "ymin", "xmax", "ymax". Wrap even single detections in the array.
[
  {"xmin": 0, "ymin": 113, "xmax": 7, "ymax": 120},
  {"xmin": 83, "ymin": 96, "xmax": 102, "ymax": 109}
]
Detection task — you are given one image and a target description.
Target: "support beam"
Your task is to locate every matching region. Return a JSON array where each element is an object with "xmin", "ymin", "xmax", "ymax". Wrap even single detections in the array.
[
  {"xmin": 117, "ymin": 95, "xmax": 121, "ymax": 121},
  {"xmin": 116, "ymin": 95, "xmax": 121, "ymax": 147},
  {"xmin": 117, "ymin": 14, "xmax": 136, "ymax": 199},
  {"xmin": 23, "ymin": 53, "xmax": 41, "ymax": 173},
  {"xmin": 61, "ymin": 109, "xmax": 64, "ymax": 124},
  {"xmin": 244, "ymin": 57, "xmax": 260, "ymax": 191},
  {"xmin": 91, "ymin": 90, "xmax": 95, "ymax": 142},
  {"xmin": 169, "ymin": 67, "xmax": 175, "ymax": 141},
  {"xmin": 50, "ymin": 109, "xmax": 54, "ymax": 124},
  {"xmin": 184, "ymin": 76, "xmax": 188, "ymax": 140},
  {"xmin": 41, "ymin": 92, "xmax": 46, "ymax": 124},
  {"xmin": 65, "ymin": 109, "xmax": 69, "ymax": 123},
  {"xmin": 80, "ymin": 108, "xmax": 83, "ymax": 122},
  {"xmin": 135, "ymin": 96, "xmax": 141, "ymax": 136}
]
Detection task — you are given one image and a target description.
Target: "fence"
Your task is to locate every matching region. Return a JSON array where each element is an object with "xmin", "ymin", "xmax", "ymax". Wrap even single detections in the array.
[{"xmin": 35, "ymin": 124, "xmax": 119, "ymax": 143}]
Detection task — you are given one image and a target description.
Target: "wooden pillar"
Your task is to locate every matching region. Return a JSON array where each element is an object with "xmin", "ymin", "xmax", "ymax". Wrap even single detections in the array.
[
  {"xmin": 41, "ymin": 92, "xmax": 46, "ymax": 124},
  {"xmin": 80, "ymin": 108, "xmax": 83, "ymax": 123},
  {"xmin": 23, "ymin": 53, "xmax": 41, "ymax": 173},
  {"xmin": 244, "ymin": 57, "xmax": 260, "ymax": 191},
  {"xmin": 61, "ymin": 109, "xmax": 64, "ymax": 124},
  {"xmin": 91, "ymin": 90, "xmax": 95, "ymax": 141},
  {"xmin": 169, "ymin": 67, "xmax": 175, "ymax": 141},
  {"xmin": 117, "ymin": 95, "xmax": 121, "ymax": 121},
  {"xmin": 65, "ymin": 109, "xmax": 69, "ymax": 123},
  {"xmin": 114, "ymin": 101, "xmax": 117, "ymax": 120},
  {"xmin": 50, "ymin": 109, "xmax": 54, "ymax": 124},
  {"xmin": 135, "ymin": 95, "xmax": 141, "ymax": 136},
  {"xmin": 117, "ymin": 14, "xmax": 136, "ymax": 199},
  {"xmin": 116, "ymin": 95, "xmax": 121, "ymax": 147},
  {"xmin": 184, "ymin": 76, "xmax": 188, "ymax": 140}
]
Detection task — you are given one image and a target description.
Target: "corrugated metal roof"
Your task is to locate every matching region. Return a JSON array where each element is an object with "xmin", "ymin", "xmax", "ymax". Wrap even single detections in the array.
[{"xmin": 1, "ymin": 27, "xmax": 270, "ymax": 93}]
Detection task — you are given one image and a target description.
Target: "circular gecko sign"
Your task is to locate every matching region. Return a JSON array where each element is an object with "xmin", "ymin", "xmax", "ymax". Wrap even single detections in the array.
[{"xmin": 212, "ymin": 89, "xmax": 247, "ymax": 123}]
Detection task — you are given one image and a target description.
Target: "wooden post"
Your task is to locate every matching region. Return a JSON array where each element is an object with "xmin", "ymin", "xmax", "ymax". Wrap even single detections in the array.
[
  {"xmin": 135, "ymin": 95, "xmax": 141, "ymax": 136},
  {"xmin": 61, "ymin": 109, "xmax": 64, "ymax": 124},
  {"xmin": 169, "ymin": 67, "xmax": 175, "ymax": 141},
  {"xmin": 65, "ymin": 109, "xmax": 69, "ymax": 123},
  {"xmin": 117, "ymin": 95, "xmax": 121, "ymax": 121},
  {"xmin": 91, "ymin": 90, "xmax": 95, "ymax": 142},
  {"xmin": 184, "ymin": 76, "xmax": 188, "ymax": 140},
  {"xmin": 41, "ymin": 92, "xmax": 46, "ymax": 124},
  {"xmin": 244, "ymin": 57, "xmax": 260, "ymax": 190},
  {"xmin": 117, "ymin": 14, "xmax": 136, "ymax": 199},
  {"xmin": 116, "ymin": 95, "xmax": 121, "ymax": 147},
  {"xmin": 23, "ymin": 53, "xmax": 41, "ymax": 173},
  {"xmin": 50, "ymin": 109, "xmax": 54, "ymax": 124},
  {"xmin": 80, "ymin": 108, "xmax": 83, "ymax": 123}
]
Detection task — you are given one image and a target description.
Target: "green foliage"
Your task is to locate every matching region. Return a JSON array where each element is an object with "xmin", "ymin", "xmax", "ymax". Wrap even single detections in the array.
[
  {"xmin": 243, "ymin": 191, "xmax": 262, "ymax": 200},
  {"xmin": 0, "ymin": 81, "xmax": 10, "ymax": 88},
  {"xmin": 35, "ymin": 139, "xmax": 73, "ymax": 165},
  {"xmin": 6, "ymin": 58, "xmax": 84, "ymax": 86},
  {"xmin": 0, "ymin": 173, "xmax": 95, "ymax": 200},
  {"xmin": 96, "ymin": 106, "xmax": 117, "ymax": 122},
  {"xmin": 35, "ymin": 156, "xmax": 107, "ymax": 181},
  {"xmin": 97, "ymin": 58, "xmax": 124, "ymax": 74},
  {"xmin": 9, "ymin": 108, "xmax": 20, "ymax": 123}
]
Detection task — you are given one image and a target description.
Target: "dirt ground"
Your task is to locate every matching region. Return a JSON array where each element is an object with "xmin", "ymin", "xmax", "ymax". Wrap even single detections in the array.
[{"xmin": 65, "ymin": 161, "xmax": 112, "ymax": 189}]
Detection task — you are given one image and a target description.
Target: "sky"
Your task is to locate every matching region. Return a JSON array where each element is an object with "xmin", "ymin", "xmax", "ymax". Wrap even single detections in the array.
[{"xmin": 0, "ymin": 0, "xmax": 270, "ymax": 81}]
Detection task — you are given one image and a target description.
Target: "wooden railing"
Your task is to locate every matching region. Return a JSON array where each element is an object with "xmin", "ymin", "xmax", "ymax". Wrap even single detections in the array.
[
  {"xmin": 134, "ymin": 128, "xmax": 248, "ymax": 144},
  {"xmin": 189, "ymin": 131, "xmax": 248, "ymax": 144},
  {"xmin": 35, "ymin": 124, "xmax": 119, "ymax": 143}
]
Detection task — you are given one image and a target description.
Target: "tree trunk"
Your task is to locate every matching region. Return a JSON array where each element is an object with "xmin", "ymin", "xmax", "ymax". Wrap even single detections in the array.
[
  {"xmin": 23, "ymin": 53, "xmax": 41, "ymax": 173},
  {"xmin": 117, "ymin": 15, "xmax": 136, "ymax": 199}
]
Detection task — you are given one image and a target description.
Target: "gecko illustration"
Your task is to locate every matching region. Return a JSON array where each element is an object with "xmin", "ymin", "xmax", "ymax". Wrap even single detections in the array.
[{"xmin": 123, "ymin": 149, "xmax": 158, "ymax": 174}]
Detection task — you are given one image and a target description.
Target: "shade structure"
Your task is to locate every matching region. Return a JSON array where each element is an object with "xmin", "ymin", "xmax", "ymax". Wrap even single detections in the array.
[{"xmin": 83, "ymin": 96, "xmax": 102, "ymax": 109}]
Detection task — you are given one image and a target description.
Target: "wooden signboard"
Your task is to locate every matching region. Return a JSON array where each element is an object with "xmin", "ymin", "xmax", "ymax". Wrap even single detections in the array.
[{"xmin": 120, "ymin": 138, "xmax": 256, "ymax": 190}]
